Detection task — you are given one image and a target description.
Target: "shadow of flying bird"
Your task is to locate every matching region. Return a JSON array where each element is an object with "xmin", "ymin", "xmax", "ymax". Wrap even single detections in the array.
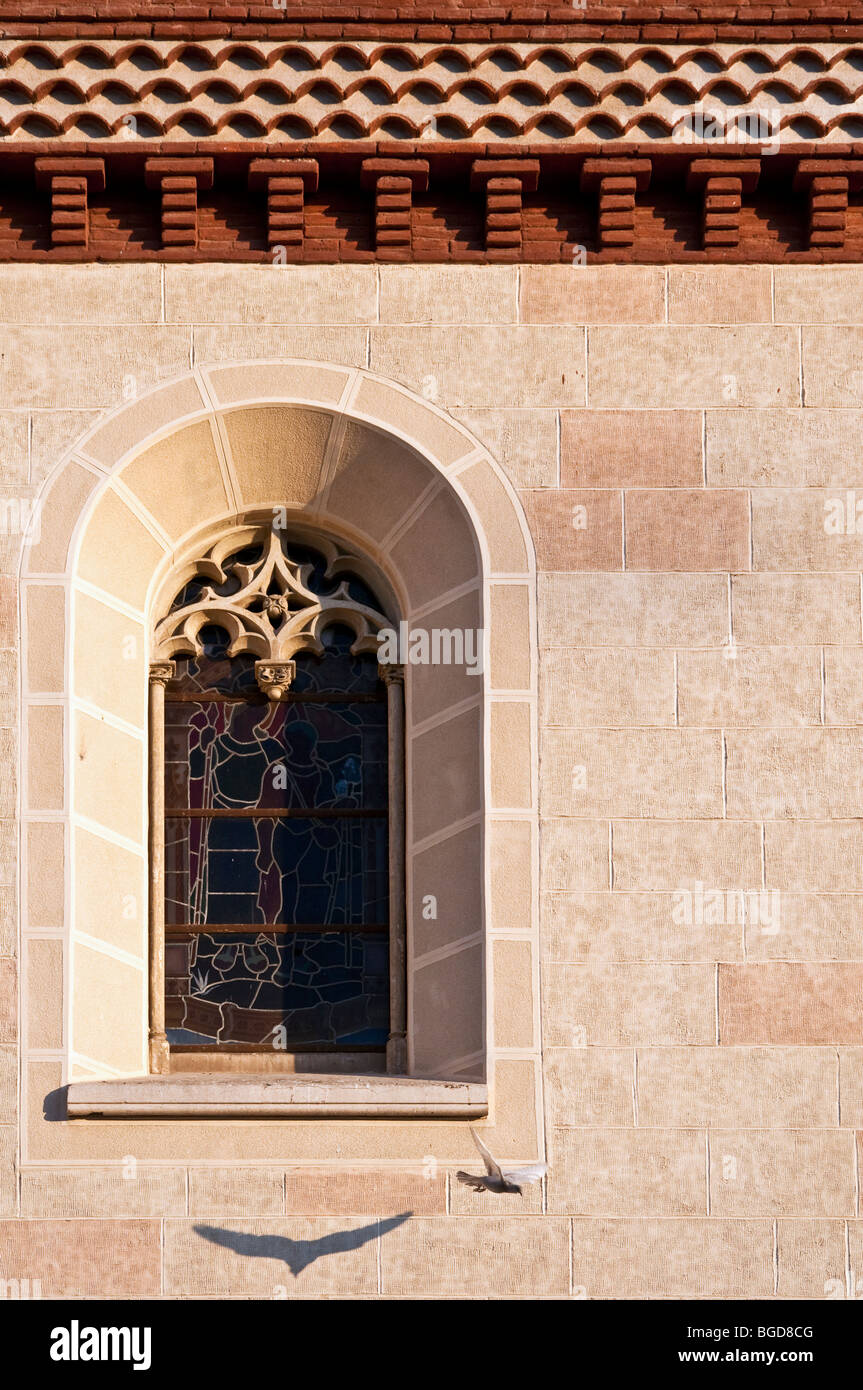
[
  {"xmin": 194, "ymin": 1212, "xmax": 411, "ymax": 1278},
  {"xmin": 456, "ymin": 1127, "xmax": 547, "ymax": 1195}
]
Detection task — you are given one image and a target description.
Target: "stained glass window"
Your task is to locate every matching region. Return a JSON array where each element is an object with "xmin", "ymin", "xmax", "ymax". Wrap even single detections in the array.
[{"xmin": 162, "ymin": 544, "xmax": 391, "ymax": 1057}]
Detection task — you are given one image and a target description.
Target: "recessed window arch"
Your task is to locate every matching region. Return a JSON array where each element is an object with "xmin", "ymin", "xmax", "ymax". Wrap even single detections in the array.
[{"xmin": 147, "ymin": 518, "xmax": 408, "ymax": 1077}]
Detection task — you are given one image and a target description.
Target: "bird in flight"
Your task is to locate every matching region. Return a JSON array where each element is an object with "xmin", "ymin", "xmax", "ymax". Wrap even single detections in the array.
[{"xmin": 456, "ymin": 1128, "xmax": 547, "ymax": 1195}]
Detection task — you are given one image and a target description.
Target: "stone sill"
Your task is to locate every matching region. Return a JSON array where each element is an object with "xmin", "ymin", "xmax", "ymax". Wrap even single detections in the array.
[{"xmin": 66, "ymin": 1073, "xmax": 488, "ymax": 1119}]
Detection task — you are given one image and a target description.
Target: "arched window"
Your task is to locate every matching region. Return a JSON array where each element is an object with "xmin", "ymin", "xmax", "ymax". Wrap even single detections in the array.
[{"xmin": 147, "ymin": 521, "xmax": 407, "ymax": 1076}]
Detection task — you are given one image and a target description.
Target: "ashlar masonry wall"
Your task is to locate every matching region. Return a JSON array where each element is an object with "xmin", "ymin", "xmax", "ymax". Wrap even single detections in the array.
[{"xmin": 1, "ymin": 260, "xmax": 863, "ymax": 1298}]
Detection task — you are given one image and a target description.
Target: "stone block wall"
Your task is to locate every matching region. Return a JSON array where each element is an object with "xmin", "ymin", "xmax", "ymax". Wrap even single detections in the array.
[{"xmin": 1, "ymin": 261, "xmax": 862, "ymax": 1298}]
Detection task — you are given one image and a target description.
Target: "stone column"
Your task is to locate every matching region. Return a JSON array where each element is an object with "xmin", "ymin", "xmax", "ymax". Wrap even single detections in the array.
[{"xmin": 148, "ymin": 660, "xmax": 174, "ymax": 1074}]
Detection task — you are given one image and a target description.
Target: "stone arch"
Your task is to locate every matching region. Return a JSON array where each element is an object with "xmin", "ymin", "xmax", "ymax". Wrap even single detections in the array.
[{"xmin": 19, "ymin": 361, "xmax": 539, "ymax": 1107}]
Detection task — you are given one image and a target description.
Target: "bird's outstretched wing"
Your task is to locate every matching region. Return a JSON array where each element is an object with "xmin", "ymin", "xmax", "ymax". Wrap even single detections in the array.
[
  {"xmin": 456, "ymin": 1170, "xmax": 488, "ymax": 1190},
  {"xmin": 502, "ymin": 1163, "xmax": 547, "ymax": 1186},
  {"xmin": 470, "ymin": 1127, "xmax": 503, "ymax": 1181}
]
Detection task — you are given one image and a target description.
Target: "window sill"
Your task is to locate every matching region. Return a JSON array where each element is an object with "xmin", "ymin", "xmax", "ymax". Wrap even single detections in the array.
[{"xmin": 65, "ymin": 1073, "xmax": 488, "ymax": 1119}]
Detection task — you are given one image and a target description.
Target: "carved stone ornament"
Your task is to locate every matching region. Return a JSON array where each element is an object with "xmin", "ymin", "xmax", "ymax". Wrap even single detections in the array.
[{"xmin": 152, "ymin": 524, "xmax": 391, "ymax": 700}]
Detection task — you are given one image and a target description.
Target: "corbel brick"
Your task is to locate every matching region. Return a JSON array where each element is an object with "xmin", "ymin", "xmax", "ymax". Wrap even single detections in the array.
[
  {"xmin": 580, "ymin": 157, "xmax": 651, "ymax": 249},
  {"xmin": 248, "ymin": 157, "xmax": 318, "ymax": 255},
  {"xmin": 470, "ymin": 158, "xmax": 540, "ymax": 259},
  {"xmin": 144, "ymin": 157, "xmax": 214, "ymax": 251},
  {"xmin": 360, "ymin": 158, "xmax": 429, "ymax": 260},
  {"xmin": 34, "ymin": 157, "xmax": 105, "ymax": 250},
  {"xmin": 793, "ymin": 159, "xmax": 863, "ymax": 251},
  {"xmin": 686, "ymin": 157, "xmax": 760, "ymax": 249}
]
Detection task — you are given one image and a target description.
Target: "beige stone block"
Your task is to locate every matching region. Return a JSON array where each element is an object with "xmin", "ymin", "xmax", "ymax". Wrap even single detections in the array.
[
  {"xmin": 570, "ymin": 1218, "xmax": 774, "ymax": 1298},
  {"xmin": 710, "ymin": 1130, "xmax": 855, "ymax": 1216},
  {"xmin": 380, "ymin": 264, "xmax": 517, "ymax": 323},
  {"xmin": 284, "ymin": 1170, "xmax": 447, "ymax": 1216},
  {"xmin": 24, "ymin": 584, "xmax": 65, "ymax": 693},
  {"xmin": 726, "ymin": 729, "xmax": 863, "ymax": 819},
  {"xmin": 849, "ymin": 1222, "xmax": 863, "ymax": 1298},
  {"xmin": 539, "ymin": 572, "xmax": 728, "ymax": 648},
  {"xmin": 626, "ymin": 488, "xmax": 750, "ymax": 571},
  {"xmin": 0, "ymin": 729, "xmax": 14, "ymax": 820},
  {"xmin": 491, "ymin": 702, "xmax": 531, "ymax": 808},
  {"xmin": 719, "ymin": 963, "xmax": 863, "ymax": 1044},
  {"xmin": 381, "ymin": 1217, "xmax": 569, "ymax": 1296},
  {"xmin": 731, "ymin": 573, "xmax": 860, "ymax": 645},
  {"xmin": 0, "ymin": 1046, "xmax": 15, "ymax": 1125},
  {"xmin": 492, "ymin": 939, "xmax": 534, "ymax": 1049},
  {"xmin": 775, "ymin": 266, "xmax": 863, "ymax": 324},
  {"xmin": 745, "ymin": 893, "xmax": 863, "ymax": 961},
  {"xmin": 0, "ymin": 1124, "xmax": 15, "ymax": 1215},
  {"xmin": 678, "ymin": 647, "xmax": 821, "ymax": 727},
  {"xmin": 542, "ymin": 963, "xmax": 715, "ymax": 1045},
  {"xmin": 612, "ymin": 820, "xmax": 761, "ymax": 891},
  {"xmin": 548, "ymin": 1127, "xmax": 706, "ymax": 1216},
  {"xmin": 0, "ymin": 643, "xmax": 13, "ymax": 726},
  {"xmin": 29, "ymin": 410, "xmax": 100, "ymax": 484},
  {"xmin": 522, "ymin": 488, "xmax": 623, "ymax": 570},
  {"xmin": 453, "ymin": 409, "xmax": 557, "ymax": 488},
  {"xmin": 489, "ymin": 819, "xmax": 532, "ymax": 933},
  {"xmin": 561, "ymin": 408, "xmax": 703, "ymax": 488},
  {"xmin": 544, "ymin": 890, "xmax": 741, "ymax": 963},
  {"xmin": 74, "ymin": 710, "xmax": 144, "ymax": 843},
  {"xmin": 194, "ymin": 325, "xmax": 368, "ymax": 373},
  {"xmin": 71, "ymin": 942, "xmax": 145, "ymax": 1074},
  {"xmin": 0, "ymin": 264, "xmax": 162, "ymax": 324},
  {"xmin": 26, "ymin": 706, "xmax": 59, "ymax": 812},
  {"xmin": 25, "ymin": 938, "xmax": 63, "ymax": 1050},
  {"xmin": 21, "ymin": 1167, "xmax": 187, "ymax": 1217},
  {"xmin": 459, "ymin": 458, "xmax": 528, "ymax": 575},
  {"xmin": 25, "ymin": 460, "xmax": 99, "ymax": 577},
  {"xmin": 0, "ymin": 413, "xmax": 29, "ymax": 483},
  {"xmin": 189, "ymin": 1168, "xmax": 284, "ymax": 1217},
  {"xmin": 0, "ymin": 1218, "xmax": 160, "ymax": 1297},
  {"xmin": 390, "ymin": 485, "xmax": 479, "ymax": 613},
  {"xmin": 408, "ymin": 591, "xmax": 484, "ymax": 728},
  {"xmin": 482, "ymin": 1058, "xmax": 539, "ymax": 1156},
  {"xmin": 120, "ymin": 420, "xmax": 230, "ymax": 542},
  {"xmin": 589, "ymin": 328, "xmax": 799, "ymax": 408},
  {"xmin": 803, "ymin": 327, "xmax": 863, "ymax": 406},
  {"xmin": 165, "ymin": 1216, "xmax": 380, "ymax": 1295},
  {"xmin": 371, "ymin": 326, "xmax": 586, "ymax": 409},
  {"xmin": 541, "ymin": 819, "xmax": 609, "ymax": 891},
  {"xmin": 542, "ymin": 729, "xmax": 722, "ymax": 818},
  {"xmin": 73, "ymin": 826, "xmax": 146, "ymax": 958},
  {"xmin": 0, "ymin": 574, "xmax": 14, "ymax": 647},
  {"xmin": 753, "ymin": 488, "xmax": 863, "ymax": 571},
  {"xmin": 0, "ymin": 327, "xmax": 190, "ymax": 409},
  {"xmin": 521, "ymin": 266, "xmax": 665, "ymax": 324},
  {"xmin": 84, "ymin": 376, "xmax": 205, "ymax": 469},
  {"xmin": 205, "ymin": 360, "xmax": 349, "ymax": 408},
  {"xmin": 0, "ymin": 846, "xmax": 13, "ymax": 956},
  {"xmin": 223, "ymin": 405, "xmax": 332, "ymax": 512},
  {"xmin": 777, "ymin": 1219, "xmax": 848, "ymax": 1299},
  {"xmin": 765, "ymin": 821, "xmax": 863, "ymax": 890},
  {"xmin": 839, "ymin": 1049, "xmax": 863, "ymax": 1128},
  {"xmin": 77, "ymin": 486, "xmax": 166, "ymax": 611},
  {"xmin": 411, "ymin": 705, "xmax": 481, "ymax": 843},
  {"xmin": 411, "ymin": 823, "xmax": 482, "ymax": 957},
  {"xmin": 412, "ymin": 942, "xmax": 484, "ymax": 1075},
  {"xmin": 668, "ymin": 267, "xmax": 773, "ymax": 324},
  {"xmin": 167, "ymin": 264, "xmax": 377, "ymax": 324},
  {"xmin": 352, "ymin": 376, "xmax": 474, "ymax": 468},
  {"xmin": 544, "ymin": 1047, "xmax": 634, "ymax": 1126},
  {"xmin": 26, "ymin": 821, "xmax": 64, "ymax": 930},
  {"xmin": 707, "ymin": 408, "xmax": 863, "ymax": 488},
  {"xmin": 637, "ymin": 1047, "xmax": 838, "ymax": 1128},
  {"xmin": 489, "ymin": 584, "xmax": 531, "ymax": 692},
  {"xmin": 540, "ymin": 648, "xmax": 674, "ymax": 727},
  {"xmin": 326, "ymin": 417, "xmax": 435, "ymax": 546},
  {"xmin": 73, "ymin": 591, "xmax": 146, "ymax": 729},
  {"xmin": 825, "ymin": 647, "xmax": 863, "ymax": 724}
]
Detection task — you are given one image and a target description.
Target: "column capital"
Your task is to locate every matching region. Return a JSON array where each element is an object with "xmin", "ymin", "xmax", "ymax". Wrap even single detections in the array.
[
  {"xmin": 379, "ymin": 661, "xmax": 405, "ymax": 686},
  {"xmin": 149, "ymin": 660, "xmax": 175, "ymax": 686}
]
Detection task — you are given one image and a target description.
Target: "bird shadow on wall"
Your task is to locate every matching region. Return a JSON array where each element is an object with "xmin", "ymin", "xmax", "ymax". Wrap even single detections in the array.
[{"xmin": 194, "ymin": 1213, "xmax": 412, "ymax": 1278}]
